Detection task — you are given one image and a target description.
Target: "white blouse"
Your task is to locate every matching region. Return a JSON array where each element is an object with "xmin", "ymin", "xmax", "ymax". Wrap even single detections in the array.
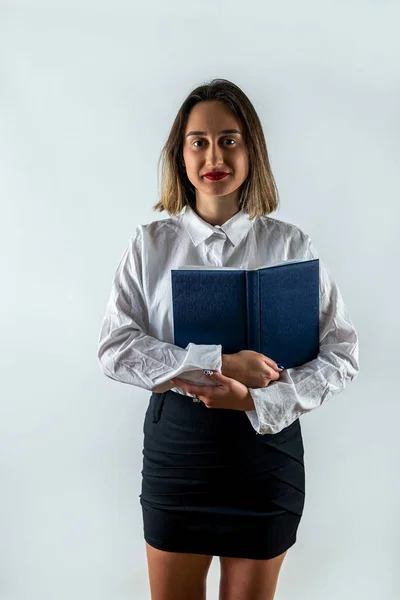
[{"xmin": 97, "ymin": 204, "xmax": 359, "ymax": 435}]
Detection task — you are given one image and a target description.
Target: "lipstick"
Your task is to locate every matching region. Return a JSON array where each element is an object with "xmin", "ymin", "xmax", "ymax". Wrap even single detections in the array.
[{"xmin": 204, "ymin": 172, "xmax": 229, "ymax": 181}]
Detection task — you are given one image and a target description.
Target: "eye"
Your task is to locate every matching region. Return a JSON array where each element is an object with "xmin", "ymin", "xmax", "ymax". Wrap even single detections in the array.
[{"xmin": 192, "ymin": 138, "xmax": 236, "ymax": 148}]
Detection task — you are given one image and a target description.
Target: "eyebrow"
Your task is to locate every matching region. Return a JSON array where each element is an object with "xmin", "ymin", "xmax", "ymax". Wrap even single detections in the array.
[{"xmin": 185, "ymin": 129, "xmax": 242, "ymax": 138}]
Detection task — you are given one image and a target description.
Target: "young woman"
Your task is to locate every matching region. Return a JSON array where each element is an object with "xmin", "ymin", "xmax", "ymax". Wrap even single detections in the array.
[{"xmin": 97, "ymin": 79, "xmax": 359, "ymax": 600}]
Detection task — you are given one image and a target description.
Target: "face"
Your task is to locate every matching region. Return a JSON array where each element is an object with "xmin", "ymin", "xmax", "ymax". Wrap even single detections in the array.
[{"xmin": 182, "ymin": 100, "xmax": 249, "ymax": 208}]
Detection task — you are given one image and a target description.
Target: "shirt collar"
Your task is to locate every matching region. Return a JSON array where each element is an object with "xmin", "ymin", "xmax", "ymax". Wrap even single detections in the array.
[{"xmin": 180, "ymin": 203, "xmax": 256, "ymax": 247}]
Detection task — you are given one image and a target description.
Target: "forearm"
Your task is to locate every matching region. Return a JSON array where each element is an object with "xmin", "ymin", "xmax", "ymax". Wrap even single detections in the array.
[
  {"xmin": 222, "ymin": 354, "xmax": 255, "ymax": 410},
  {"xmin": 221, "ymin": 353, "xmax": 235, "ymax": 378},
  {"xmin": 242, "ymin": 390, "xmax": 255, "ymax": 410}
]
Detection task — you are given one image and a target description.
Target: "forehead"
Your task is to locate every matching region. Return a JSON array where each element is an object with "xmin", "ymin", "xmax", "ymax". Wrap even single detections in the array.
[{"xmin": 184, "ymin": 101, "xmax": 240, "ymax": 131}]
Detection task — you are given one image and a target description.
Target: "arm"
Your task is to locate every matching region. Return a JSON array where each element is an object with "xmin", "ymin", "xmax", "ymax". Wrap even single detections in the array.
[
  {"xmin": 97, "ymin": 228, "xmax": 222, "ymax": 393},
  {"xmin": 245, "ymin": 237, "xmax": 360, "ymax": 435}
]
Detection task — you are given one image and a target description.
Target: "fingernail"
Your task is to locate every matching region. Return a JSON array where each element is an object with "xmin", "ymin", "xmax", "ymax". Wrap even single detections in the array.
[{"xmin": 277, "ymin": 364, "xmax": 285, "ymax": 370}]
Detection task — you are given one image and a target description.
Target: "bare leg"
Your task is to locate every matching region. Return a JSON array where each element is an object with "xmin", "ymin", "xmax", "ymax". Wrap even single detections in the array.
[
  {"xmin": 145, "ymin": 541, "xmax": 214, "ymax": 600},
  {"xmin": 218, "ymin": 550, "xmax": 287, "ymax": 600}
]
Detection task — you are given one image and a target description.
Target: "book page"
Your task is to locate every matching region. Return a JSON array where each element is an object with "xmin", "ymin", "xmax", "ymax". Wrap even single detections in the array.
[{"xmin": 176, "ymin": 258, "xmax": 311, "ymax": 271}]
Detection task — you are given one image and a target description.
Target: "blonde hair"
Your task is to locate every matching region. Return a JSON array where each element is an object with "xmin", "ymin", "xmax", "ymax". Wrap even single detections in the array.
[{"xmin": 152, "ymin": 78, "xmax": 280, "ymax": 220}]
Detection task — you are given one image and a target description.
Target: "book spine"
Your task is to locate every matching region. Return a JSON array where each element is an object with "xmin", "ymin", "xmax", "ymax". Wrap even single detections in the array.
[{"xmin": 245, "ymin": 270, "xmax": 261, "ymax": 353}]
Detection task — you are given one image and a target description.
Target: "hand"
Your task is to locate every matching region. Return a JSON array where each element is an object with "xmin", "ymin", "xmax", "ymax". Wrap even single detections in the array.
[
  {"xmin": 171, "ymin": 371, "xmax": 256, "ymax": 411},
  {"xmin": 222, "ymin": 350, "xmax": 284, "ymax": 388}
]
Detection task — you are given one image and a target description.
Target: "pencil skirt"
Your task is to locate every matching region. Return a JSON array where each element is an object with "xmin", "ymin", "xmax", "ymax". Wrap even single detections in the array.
[{"xmin": 139, "ymin": 389, "xmax": 306, "ymax": 560}]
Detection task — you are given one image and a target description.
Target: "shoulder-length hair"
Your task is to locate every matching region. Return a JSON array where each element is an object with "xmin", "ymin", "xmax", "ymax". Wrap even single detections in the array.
[{"xmin": 152, "ymin": 78, "xmax": 280, "ymax": 220}]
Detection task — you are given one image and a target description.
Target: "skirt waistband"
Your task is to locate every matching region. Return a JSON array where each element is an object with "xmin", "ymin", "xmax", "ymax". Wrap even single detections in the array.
[{"xmin": 151, "ymin": 389, "xmax": 248, "ymax": 427}]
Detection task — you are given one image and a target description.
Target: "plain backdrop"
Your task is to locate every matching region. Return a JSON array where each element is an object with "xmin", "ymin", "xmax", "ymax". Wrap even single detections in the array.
[{"xmin": 1, "ymin": 1, "xmax": 399, "ymax": 599}]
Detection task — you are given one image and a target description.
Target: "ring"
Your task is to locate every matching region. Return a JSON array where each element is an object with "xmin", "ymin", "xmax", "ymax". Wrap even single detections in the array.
[{"xmin": 192, "ymin": 395, "xmax": 201, "ymax": 402}]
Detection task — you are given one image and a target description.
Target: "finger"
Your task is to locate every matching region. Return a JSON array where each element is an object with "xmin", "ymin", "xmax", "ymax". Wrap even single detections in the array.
[
  {"xmin": 261, "ymin": 356, "xmax": 284, "ymax": 372},
  {"xmin": 261, "ymin": 365, "xmax": 279, "ymax": 378},
  {"xmin": 258, "ymin": 362, "xmax": 279, "ymax": 378},
  {"xmin": 270, "ymin": 369, "xmax": 281, "ymax": 380},
  {"xmin": 171, "ymin": 378, "xmax": 189, "ymax": 392},
  {"xmin": 171, "ymin": 379, "xmax": 208, "ymax": 396}
]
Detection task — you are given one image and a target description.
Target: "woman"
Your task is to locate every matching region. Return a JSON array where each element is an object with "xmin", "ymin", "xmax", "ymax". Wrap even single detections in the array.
[{"xmin": 97, "ymin": 78, "xmax": 359, "ymax": 600}]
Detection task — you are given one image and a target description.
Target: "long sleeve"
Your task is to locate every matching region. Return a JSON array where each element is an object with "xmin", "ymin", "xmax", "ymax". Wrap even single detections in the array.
[
  {"xmin": 245, "ymin": 237, "xmax": 360, "ymax": 435},
  {"xmin": 97, "ymin": 228, "xmax": 222, "ymax": 393}
]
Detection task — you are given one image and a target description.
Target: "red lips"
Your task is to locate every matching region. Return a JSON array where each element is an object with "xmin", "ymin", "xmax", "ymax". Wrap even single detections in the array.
[{"xmin": 204, "ymin": 172, "xmax": 229, "ymax": 180}]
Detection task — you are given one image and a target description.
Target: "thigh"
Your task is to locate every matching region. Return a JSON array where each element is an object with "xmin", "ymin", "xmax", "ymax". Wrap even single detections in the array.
[
  {"xmin": 145, "ymin": 541, "xmax": 214, "ymax": 600},
  {"xmin": 219, "ymin": 550, "xmax": 287, "ymax": 600}
]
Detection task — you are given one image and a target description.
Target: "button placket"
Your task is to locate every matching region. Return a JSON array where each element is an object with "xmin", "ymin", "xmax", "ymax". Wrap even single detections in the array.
[{"xmin": 208, "ymin": 234, "xmax": 227, "ymax": 266}]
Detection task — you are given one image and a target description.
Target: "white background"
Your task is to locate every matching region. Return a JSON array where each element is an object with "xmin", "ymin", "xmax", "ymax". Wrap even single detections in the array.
[{"xmin": 1, "ymin": 1, "xmax": 399, "ymax": 598}]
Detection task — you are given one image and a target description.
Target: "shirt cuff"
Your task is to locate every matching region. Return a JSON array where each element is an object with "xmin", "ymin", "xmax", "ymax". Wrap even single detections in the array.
[
  {"xmin": 152, "ymin": 343, "xmax": 222, "ymax": 392},
  {"xmin": 245, "ymin": 384, "xmax": 285, "ymax": 435}
]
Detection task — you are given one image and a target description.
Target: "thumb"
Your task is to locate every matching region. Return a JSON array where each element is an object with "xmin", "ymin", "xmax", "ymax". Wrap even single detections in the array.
[{"xmin": 203, "ymin": 369, "xmax": 226, "ymax": 380}]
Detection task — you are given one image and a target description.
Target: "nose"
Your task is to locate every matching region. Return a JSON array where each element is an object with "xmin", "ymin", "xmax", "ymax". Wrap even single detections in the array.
[{"xmin": 205, "ymin": 141, "xmax": 226, "ymax": 169}]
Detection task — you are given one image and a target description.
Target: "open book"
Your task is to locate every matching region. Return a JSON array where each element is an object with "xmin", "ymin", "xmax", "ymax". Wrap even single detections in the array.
[
  {"xmin": 171, "ymin": 258, "xmax": 320, "ymax": 369},
  {"xmin": 177, "ymin": 258, "xmax": 310, "ymax": 270}
]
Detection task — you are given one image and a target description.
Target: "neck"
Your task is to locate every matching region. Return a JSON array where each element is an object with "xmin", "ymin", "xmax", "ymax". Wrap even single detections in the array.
[{"xmin": 193, "ymin": 202, "xmax": 241, "ymax": 227}]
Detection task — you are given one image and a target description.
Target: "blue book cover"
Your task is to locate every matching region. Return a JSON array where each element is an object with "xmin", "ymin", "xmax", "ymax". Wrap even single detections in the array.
[{"xmin": 171, "ymin": 258, "xmax": 320, "ymax": 369}]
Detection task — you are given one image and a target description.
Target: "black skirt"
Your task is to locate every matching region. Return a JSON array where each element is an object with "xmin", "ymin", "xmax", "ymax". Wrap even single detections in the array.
[{"xmin": 139, "ymin": 389, "xmax": 305, "ymax": 560}]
